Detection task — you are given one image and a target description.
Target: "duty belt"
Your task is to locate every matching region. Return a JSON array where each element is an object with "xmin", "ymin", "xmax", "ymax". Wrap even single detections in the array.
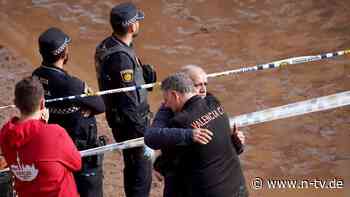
[{"xmin": 49, "ymin": 106, "xmax": 80, "ymax": 115}]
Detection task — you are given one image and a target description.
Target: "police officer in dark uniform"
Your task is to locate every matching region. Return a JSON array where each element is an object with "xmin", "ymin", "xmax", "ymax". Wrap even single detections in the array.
[
  {"xmin": 32, "ymin": 27, "xmax": 105, "ymax": 197},
  {"xmin": 159, "ymin": 73, "xmax": 248, "ymax": 197},
  {"xmin": 95, "ymin": 2, "xmax": 156, "ymax": 197}
]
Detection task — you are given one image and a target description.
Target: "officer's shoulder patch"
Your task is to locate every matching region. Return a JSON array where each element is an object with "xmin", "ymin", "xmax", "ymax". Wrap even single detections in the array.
[{"xmin": 120, "ymin": 69, "xmax": 133, "ymax": 83}]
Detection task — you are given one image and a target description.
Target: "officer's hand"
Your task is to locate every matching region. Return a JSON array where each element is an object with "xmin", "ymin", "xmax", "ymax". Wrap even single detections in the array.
[
  {"xmin": 192, "ymin": 128, "xmax": 213, "ymax": 144},
  {"xmin": 84, "ymin": 83, "xmax": 95, "ymax": 96}
]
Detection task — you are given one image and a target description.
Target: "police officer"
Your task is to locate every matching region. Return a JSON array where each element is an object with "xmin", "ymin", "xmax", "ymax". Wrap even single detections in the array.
[
  {"xmin": 95, "ymin": 2, "xmax": 156, "ymax": 197},
  {"xmin": 32, "ymin": 27, "xmax": 105, "ymax": 197},
  {"xmin": 159, "ymin": 73, "xmax": 248, "ymax": 197}
]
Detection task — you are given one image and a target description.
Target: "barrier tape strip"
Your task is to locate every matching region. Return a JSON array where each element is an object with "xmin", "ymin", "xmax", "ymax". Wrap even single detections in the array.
[
  {"xmin": 80, "ymin": 137, "xmax": 144, "ymax": 157},
  {"xmin": 0, "ymin": 105, "xmax": 15, "ymax": 110},
  {"xmin": 1, "ymin": 48, "xmax": 348, "ymax": 109},
  {"xmin": 46, "ymin": 82, "xmax": 161, "ymax": 103},
  {"xmin": 207, "ymin": 49, "xmax": 350, "ymax": 78},
  {"xmin": 0, "ymin": 168, "xmax": 9, "ymax": 173},
  {"xmin": 81, "ymin": 90, "xmax": 350, "ymax": 157},
  {"xmin": 1, "ymin": 90, "xmax": 349, "ymax": 173},
  {"xmin": 230, "ymin": 90, "xmax": 350, "ymax": 127}
]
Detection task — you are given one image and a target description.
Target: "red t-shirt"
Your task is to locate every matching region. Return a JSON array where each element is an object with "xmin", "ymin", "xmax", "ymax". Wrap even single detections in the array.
[{"xmin": 0, "ymin": 118, "xmax": 81, "ymax": 197}]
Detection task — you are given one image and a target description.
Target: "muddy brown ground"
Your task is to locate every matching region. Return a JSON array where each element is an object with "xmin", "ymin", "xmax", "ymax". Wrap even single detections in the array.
[{"xmin": 0, "ymin": 1, "xmax": 350, "ymax": 196}]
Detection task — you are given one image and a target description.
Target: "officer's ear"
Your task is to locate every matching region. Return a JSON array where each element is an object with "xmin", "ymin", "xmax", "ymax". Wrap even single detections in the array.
[
  {"xmin": 129, "ymin": 22, "xmax": 138, "ymax": 34},
  {"xmin": 39, "ymin": 97, "xmax": 45, "ymax": 111},
  {"xmin": 127, "ymin": 24, "xmax": 133, "ymax": 33}
]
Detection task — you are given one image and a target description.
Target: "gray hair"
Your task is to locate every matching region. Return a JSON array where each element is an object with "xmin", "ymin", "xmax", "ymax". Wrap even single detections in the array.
[
  {"xmin": 181, "ymin": 64, "xmax": 205, "ymax": 73},
  {"xmin": 180, "ymin": 64, "xmax": 207, "ymax": 81},
  {"xmin": 161, "ymin": 72, "xmax": 195, "ymax": 93}
]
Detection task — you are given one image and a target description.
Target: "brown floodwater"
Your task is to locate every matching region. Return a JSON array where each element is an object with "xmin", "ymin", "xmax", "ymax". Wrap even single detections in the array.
[{"xmin": 0, "ymin": 0, "xmax": 349, "ymax": 196}]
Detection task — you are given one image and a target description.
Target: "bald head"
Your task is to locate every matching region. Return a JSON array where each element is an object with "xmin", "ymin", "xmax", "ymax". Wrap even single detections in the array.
[{"xmin": 181, "ymin": 65, "xmax": 208, "ymax": 97}]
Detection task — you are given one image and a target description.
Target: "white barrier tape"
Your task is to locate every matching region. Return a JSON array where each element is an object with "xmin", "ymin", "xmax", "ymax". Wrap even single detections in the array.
[
  {"xmin": 207, "ymin": 49, "xmax": 350, "ymax": 78},
  {"xmin": 30, "ymin": 48, "xmax": 350, "ymax": 103},
  {"xmin": 46, "ymin": 82, "xmax": 160, "ymax": 103},
  {"xmin": 230, "ymin": 91, "xmax": 350, "ymax": 127},
  {"xmin": 0, "ymin": 167, "xmax": 9, "ymax": 173},
  {"xmin": 1, "ymin": 48, "xmax": 348, "ymax": 109},
  {"xmin": 80, "ymin": 137, "xmax": 145, "ymax": 157},
  {"xmin": 0, "ymin": 105, "xmax": 15, "ymax": 110},
  {"xmin": 79, "ymin": 90, "xmax": 350, "ymax": 158},
  {"xmin": 1, "ymin": 90, "xmax": 349, "ymax": 173}
]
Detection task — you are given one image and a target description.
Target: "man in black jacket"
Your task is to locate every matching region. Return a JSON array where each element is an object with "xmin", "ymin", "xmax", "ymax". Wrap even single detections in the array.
[
  {"xmin": 159, "ymin": 72, "xmax": 248, "ymax": 197},
  {"xmin": 95, "ymin": 2, "xmax": 156, "ymax": 197},
  {"xmin": 145, "ymin": 65, "xmax": 246, "ymax": 197},
  {"xmin": 32, "ymin": 27, "xmax": 105, "ymax": 197}
]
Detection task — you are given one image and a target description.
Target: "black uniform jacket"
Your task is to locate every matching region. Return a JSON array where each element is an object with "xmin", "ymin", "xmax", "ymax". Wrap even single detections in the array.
[
  {"xmin": 171, "ymin": 95, "xmax": 246, "ymax": 197},
  {"xmin": 96, "ymin": 36, "xmax": 149, "ymax": 140},
  {"xmin": 32, "ymin": 65, "xmax": 105, "ymax": 148}
]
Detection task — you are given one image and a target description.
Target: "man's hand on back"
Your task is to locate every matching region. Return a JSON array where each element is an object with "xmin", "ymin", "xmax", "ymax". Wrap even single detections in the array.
[{"xmin": 192, "ymin": 128, "xmax": 213, "ymax": 144}]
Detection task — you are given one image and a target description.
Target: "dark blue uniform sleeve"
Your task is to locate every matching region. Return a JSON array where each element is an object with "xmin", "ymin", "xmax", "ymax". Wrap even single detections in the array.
[
  {"xmin": 108, "ymin": 52, "xmax": 135, "ymax": 86},
  {"xmin": 144, "ymin": 105, "xmax": 193, "ymax": 150},
  {"xmin": 79, "ymin": 96, "xmax": 105, "ymax": 115},
  {"xmin": 68, "ymin": 76, "xmax": 105, "ymax": 115}
]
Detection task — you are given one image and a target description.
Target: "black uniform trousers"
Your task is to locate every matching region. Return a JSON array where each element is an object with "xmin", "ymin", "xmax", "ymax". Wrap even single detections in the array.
[
  {"xmin": 73, "ymin": 117, "xmax": 104, "ymax": 197},
  {"xmin": 0, "ymin": 172, "xmax": 13, "ymax": 197},
  {"xmin": 74, "ymin": 164, "xmax": 103, "ymax": 197},
  {"xmin": 112, "ymin": 126, "xmax": 152, "ymax": 197}
]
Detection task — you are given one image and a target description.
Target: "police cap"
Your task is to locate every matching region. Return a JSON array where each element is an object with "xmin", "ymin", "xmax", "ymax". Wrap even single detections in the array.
[
  {"xmin": 39, "ymin": 27, "xmax": 71, "ymax": 56},
  {"xmin": 110, "ymin": 2, "xmax": 144, "ymax": 27}
]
